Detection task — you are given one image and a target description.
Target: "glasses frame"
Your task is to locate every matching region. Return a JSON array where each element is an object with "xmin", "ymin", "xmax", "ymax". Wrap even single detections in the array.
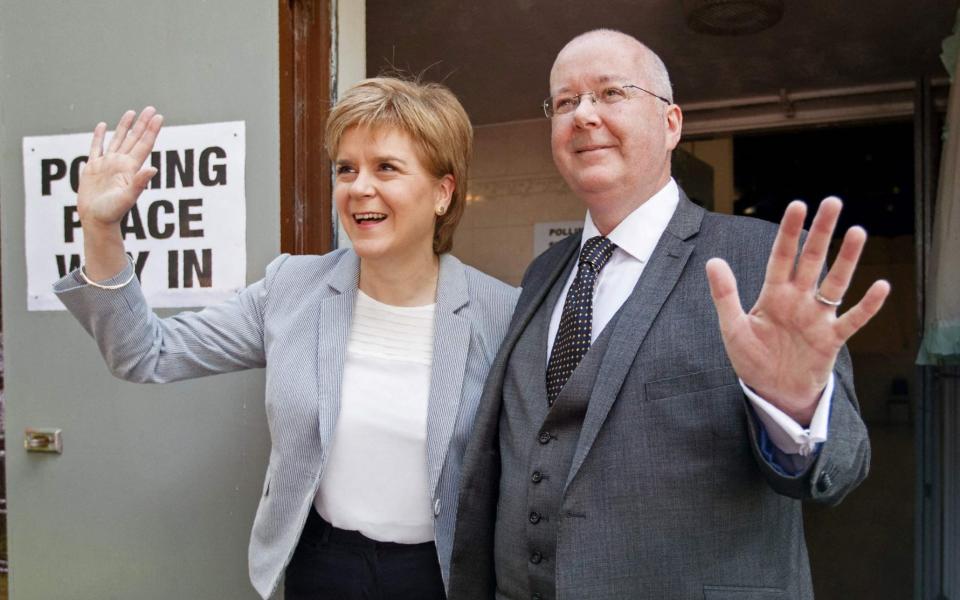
[{"xmin": 542, "ymin": 84, "xmax": 671, "ymax": 118}]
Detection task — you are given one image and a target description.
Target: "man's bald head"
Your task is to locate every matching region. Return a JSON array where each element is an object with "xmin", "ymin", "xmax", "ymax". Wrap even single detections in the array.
[{"xmin": 551, "ymin": 29, "xmax": 673, "ymax": 103}]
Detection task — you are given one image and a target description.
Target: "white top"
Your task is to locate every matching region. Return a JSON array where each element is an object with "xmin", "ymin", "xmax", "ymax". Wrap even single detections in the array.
[
  {"xmin": 547, "ymin": 178, "xmax": 830, "ymax": 457},
  {"xmin": 314, "ymin": 290, "xmax": 437, "ymax": 543}
]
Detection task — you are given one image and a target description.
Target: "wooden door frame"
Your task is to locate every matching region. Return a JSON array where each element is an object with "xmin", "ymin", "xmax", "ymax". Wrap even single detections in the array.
[{"xmin": 279, "ymin": 0, "xmax": 334, "ymax": 255}]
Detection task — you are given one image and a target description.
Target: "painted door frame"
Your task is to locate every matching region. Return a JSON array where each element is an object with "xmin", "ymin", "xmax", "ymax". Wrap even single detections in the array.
[{"xmin": 280, "ymin": 0, "xmax": 335, "ymax": 256}]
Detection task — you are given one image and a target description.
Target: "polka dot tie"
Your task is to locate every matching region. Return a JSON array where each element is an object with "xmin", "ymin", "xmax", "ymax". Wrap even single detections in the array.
[{"xmin": 545, "ymin": 236, "xmax": 617, "ymax": 406}]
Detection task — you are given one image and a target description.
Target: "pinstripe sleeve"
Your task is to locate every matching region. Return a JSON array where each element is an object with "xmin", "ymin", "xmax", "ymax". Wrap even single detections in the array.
[{"xmin": 53, "ymin": 255, "xmax": 289, "ymax": 383}]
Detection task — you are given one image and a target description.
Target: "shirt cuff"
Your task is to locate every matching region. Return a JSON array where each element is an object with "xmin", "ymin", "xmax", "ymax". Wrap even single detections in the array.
[{"xmin": 739, "ymin": 373, "xmax": 833, "ymax": 457}]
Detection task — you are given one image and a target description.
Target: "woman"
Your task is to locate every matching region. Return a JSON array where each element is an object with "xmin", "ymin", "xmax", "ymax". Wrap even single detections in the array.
[{"xmin": 54, "ymin": 78, "xmax": 518, "ymax": 599}]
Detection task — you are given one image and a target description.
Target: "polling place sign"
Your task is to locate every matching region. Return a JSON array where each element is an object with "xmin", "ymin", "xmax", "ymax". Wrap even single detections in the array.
[
  {"xmin": 23, "ymin": 121, "xmax": 246, "ymax": 311},
  {"xmin": 533, "ymin": 221, "xmax": 583, "ymax": 257}
]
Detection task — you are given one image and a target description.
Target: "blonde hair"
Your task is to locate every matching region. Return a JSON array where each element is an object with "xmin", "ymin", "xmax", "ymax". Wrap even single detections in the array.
[{"xmin": 325, "ymin": 77, "xmax": 473, "ymax": 254}]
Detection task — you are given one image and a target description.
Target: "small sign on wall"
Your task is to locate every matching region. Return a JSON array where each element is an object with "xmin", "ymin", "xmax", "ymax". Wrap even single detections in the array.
[
  {"xmin": 533, "ymin": 221, "xmax": 583, "ymax": 257},
  {"xmin": 23, "ymin": 121, "xmax": 247, "ymax": 311}
]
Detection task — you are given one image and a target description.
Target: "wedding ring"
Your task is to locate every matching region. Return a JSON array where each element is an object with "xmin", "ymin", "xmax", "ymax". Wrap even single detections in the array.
[{"xmin": 814, "ymin": 290, "xmax": 842, "ymax": 307}]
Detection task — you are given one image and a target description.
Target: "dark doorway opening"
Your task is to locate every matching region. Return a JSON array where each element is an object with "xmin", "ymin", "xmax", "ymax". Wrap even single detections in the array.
[{"xmin": 734, "ymin": 121, "xmax": 916, "ymax": 599}]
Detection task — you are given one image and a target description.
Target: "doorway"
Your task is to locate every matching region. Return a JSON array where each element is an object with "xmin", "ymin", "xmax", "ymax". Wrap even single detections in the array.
[{"xmin": 733, "ymin": 121, "xmax": 916, "ymax": 599}]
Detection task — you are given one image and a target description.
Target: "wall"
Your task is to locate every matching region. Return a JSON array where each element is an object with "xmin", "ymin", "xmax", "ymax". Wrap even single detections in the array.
[
  {"xmin": 678, "ymin": 137, "xmax": 736, "ymax": 214},
  {"xmin": 0, "ymin": 2, "xmax": 280, "ymax": 598},
  {"xmin": 456, "ymin": 119, "xmax": 580, "ymax": 285},
  {"xmin": 457, "ymin": 122, "xmax": 735, "ymax": 284}
]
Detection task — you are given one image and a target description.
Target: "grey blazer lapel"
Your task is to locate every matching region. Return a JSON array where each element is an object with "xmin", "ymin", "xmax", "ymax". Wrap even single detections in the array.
[
  {"xmin": 426, "ymin": 254, "xmax": 471, "ymax": 497},
  {"xmin": 565, "ymin": 195, "xmax": 706, "ymax": 491},
  {"xmin": 505, "ymin": 236, "xmax": 581, "ymax": 358},
  {"xmin": 316, "ymin": 250, "xmax": 360, "ymax": 471}
]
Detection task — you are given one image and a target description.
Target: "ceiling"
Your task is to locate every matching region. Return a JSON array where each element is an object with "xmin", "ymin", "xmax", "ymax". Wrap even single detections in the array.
[{"xmin": 366, "ymin": 0, "xmax": 958, "ymax": 125}]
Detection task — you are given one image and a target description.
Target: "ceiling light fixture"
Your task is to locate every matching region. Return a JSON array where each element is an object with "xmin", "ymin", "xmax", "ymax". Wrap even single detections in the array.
[{"xmin": 683, "ymin": 0, "xmax": 784, "ymax": 35}]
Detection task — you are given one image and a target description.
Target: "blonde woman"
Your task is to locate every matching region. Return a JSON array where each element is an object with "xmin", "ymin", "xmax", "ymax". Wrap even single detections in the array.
[{"xmin": 55, "ymin": 78, "xmax": 518, "ymax": 599}]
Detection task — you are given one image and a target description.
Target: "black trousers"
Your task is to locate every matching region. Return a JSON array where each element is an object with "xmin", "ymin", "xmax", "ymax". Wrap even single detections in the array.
[{"xmin": 284, "ymin": 508, "xmax": 447, "ymax": 600}]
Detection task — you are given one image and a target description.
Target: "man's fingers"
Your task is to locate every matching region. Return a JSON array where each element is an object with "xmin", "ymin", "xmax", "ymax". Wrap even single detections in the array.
[
  {"xmin": 816, "ymin": 226, "xmax": 867, "ymax": 306},
  {"xmin": 130, "ymin": 113, "xmax": 163, "ymax": 165},
  {"xmin": 706, "ymin": 258, "xmax": 745, "ymax": 329},
  {"xmin": 106, "ymin": 110, "xmax": 136, "ymax": 153},
  {"xmin": 764, "ymin": 200, "xmax": 806, "ymax": 286},
  {"xmin": 834, "ymin": 279, "xmax": 891, "ymax": 342},
  {"xmin": 88, "ymin": 122, "xmax": 107, "ymax": 160},
  {"xmin": 118, "ymin": 106, "xmax": 157, "ymax": 155},
  {"xmin": 795, "ymin": 197, "xmax": 842, "ymax": 290}
]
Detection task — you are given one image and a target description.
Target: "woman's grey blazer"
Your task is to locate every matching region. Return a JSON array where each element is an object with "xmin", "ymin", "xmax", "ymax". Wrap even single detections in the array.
[{"xmin": 54, "ymin": 249, "xmax": 519, "ymax": 599}]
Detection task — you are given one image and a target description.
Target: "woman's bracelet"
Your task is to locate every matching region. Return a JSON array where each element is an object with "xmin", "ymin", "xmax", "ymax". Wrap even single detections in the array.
[{"xmin": 79, "ymin": 255, "xmax": 137, "ymax": 290}]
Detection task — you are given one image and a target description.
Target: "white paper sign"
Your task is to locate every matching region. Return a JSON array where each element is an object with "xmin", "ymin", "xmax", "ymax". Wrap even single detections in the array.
[
  {"xmin": 533, "ymin": 221, "xmax": 583, "ymax": 257},
  {"xmin": 23, "ymin": 121, "xmax": 247, "ymax": 311}
]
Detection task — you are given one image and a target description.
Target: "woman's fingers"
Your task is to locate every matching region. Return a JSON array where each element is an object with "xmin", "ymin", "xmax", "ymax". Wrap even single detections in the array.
[
  {"xmin": 129, "ymin": 113, "xmax": 163, "ymax": 165},
  {"xmin": 132, "ymin": 166, "xmax": 159, "ymax": 193},
  {"xmin": 88, "ymin": 122, "xmax": 107, "ymax": 160},
  {"xmin": 118, "ymin": 107, "xmax": 157, "ymax": 155},
  {"xmin": 106, "ymin": 110, "xmax": 136, "ymax": 153},
  {"xmin": 101, "ymin": 107, "xmax": 158, "ymax": 159}
]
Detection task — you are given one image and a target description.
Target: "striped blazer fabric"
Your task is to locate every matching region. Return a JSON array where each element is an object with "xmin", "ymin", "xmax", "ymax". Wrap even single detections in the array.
[{"xmin": 54, "ymin": 249, "xmax": 520, "ymax": 599}]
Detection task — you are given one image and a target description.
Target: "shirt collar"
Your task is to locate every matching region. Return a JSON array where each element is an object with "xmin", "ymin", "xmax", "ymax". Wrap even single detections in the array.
[{"xmin": 581, "ymin": 178, "xmax": 680, "ymax": 263}]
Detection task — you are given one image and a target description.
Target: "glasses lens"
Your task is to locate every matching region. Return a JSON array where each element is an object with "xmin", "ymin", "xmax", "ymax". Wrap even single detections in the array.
[
  {"xmin": 599, "ymin": 86, "xmax": 628, "ymax": 104},
  {"xmin": 553, "ymin": 95, "xmax": 575, "ymax": 115}
]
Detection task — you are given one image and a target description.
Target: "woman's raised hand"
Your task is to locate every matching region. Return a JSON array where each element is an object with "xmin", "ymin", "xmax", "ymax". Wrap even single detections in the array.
[
  {"xmin": 77, "ymin": 107, "xmax": 163, "ymax": 280},
  {"xmin": 79, "ymin": 107, "xmax": 163, "ymax": 229}
]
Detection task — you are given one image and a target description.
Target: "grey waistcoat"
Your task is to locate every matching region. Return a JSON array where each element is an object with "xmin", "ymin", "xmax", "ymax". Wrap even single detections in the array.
[{"xmin": 494, "ymin": 256, "xmax": 620, "ymax": 600}]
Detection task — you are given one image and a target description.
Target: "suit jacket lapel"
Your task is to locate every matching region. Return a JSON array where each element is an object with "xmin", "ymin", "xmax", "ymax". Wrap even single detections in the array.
[
  {"xmin": 565, "ymin": 195, "xmax": 705, "ymax": 492},
  {"xmin": 519, "ymin": 240, "xmax": 580, "ymax": 408},
  {"xmin": 505, "ymin": 236, "xmax": 581, "ymax": 361},
  {"xmin": 316, "ymin": 250, "xmax": 360, "ymax": 471},
  {"xmin": 425, "ymin": 254, "xmax": 471, "ymax": 497}
]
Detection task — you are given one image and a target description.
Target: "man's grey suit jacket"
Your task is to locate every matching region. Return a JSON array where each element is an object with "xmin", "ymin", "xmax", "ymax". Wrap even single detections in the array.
[
  {"xmin": 54, "ymin": 249, "xmax": 519, "ymax": 599},
  {"xmin": 448, "ymin": 196, "xmax": 869, "ymax": 600}
]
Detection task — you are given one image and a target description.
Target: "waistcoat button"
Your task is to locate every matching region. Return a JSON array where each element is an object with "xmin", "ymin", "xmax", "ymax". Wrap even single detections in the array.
[
  {"xmin": 529, "ymin": 511, "xmax": 541, "ymax": 524},
  {"xmin": 531, "ymin": 471, "xmax": 543, "ymax": 483},
  {"xmin": 538, "ymin": 431, "xmax": 551, "ymax": 444}
]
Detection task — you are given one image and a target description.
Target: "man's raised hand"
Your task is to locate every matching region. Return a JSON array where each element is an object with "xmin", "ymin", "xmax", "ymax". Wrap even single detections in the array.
[{"xmin": 705, "ymin": 197, "xmax": 891, "ymax": 424}]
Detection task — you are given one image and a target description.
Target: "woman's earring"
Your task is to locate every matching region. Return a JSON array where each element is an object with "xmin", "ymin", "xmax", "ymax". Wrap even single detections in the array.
[{"xmin": 435, "ymin": 205, "xmax": 447, "ymax": 216}]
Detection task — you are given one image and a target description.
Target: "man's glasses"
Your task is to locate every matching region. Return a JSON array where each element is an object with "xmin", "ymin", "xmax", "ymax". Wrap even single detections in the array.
[{"xmin": 542, "ymin": 84, "xmax": 671, "ymax": 118}]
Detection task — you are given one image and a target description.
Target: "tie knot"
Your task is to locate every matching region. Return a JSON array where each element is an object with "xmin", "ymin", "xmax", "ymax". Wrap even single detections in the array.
[{"xmin": 578, "ymin": 236, "xmax": 617, "ymax": 272}]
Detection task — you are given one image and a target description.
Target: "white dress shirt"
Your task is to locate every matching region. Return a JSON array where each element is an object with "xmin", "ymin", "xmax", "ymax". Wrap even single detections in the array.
[{"xmin": 546, "ymin": 178, "xmax": 830, "ymax": 458}]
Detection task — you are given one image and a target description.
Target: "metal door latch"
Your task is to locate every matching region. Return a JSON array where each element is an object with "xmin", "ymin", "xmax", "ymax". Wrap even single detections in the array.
[{"xmin": 24, "ymin": 428, "xmax": 63, "ymax": 454}]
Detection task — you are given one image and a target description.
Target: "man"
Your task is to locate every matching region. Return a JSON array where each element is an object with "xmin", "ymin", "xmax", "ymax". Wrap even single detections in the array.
[{"xmin": 449, "ymin": 29, "xmax": 889, "ymax": 600}]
